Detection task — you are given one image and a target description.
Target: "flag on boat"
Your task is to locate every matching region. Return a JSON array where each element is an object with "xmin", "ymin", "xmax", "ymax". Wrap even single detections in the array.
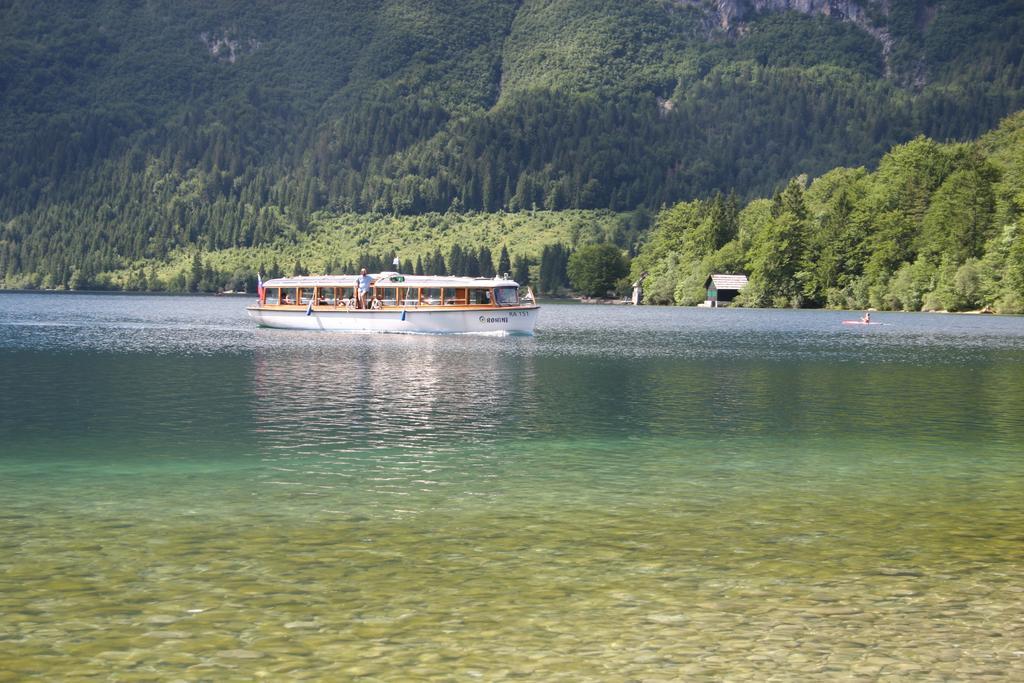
[
  {"xmin": 401, "ymin": 309, "xmax": 406, "ymax": 321},
  {"xmin": 257, "ymin": 273, "xmax": 264, "ymax": 301},
  {"xmin": 306, "ymin": 299, "xmax": 314, "ymax": 316}
]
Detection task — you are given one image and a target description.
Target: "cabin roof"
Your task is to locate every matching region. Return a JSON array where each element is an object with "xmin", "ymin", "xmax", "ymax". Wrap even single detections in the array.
[
  {"xmin": 705, "ymin": 273, "xmax": 749, "ymax": 290},
  {"xmin": 263, "ymin": 273, "xmax": 521, "ymax": 289}
]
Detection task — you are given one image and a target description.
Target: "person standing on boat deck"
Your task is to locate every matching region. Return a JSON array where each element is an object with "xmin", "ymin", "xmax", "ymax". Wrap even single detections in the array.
[{"xmin": 356, "ymin": 268, "xmax": 372, "ymax": 309}]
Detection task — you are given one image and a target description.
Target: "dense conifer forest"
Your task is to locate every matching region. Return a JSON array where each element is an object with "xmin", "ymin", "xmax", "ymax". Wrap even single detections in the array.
[{"xmin": 1, "ymin": 0, "xmax": 1023, "ymax": 309}]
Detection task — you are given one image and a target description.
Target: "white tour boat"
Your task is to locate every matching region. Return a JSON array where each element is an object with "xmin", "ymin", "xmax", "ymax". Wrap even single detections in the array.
[{"xmin": 247, "ymin": 272, "xmax": 540, "ymax": 335}]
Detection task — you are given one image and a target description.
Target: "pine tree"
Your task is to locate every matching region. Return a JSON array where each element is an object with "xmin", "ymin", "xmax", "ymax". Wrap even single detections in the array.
[
  {"xmin": 497, "ymin": 245, "xmax": 511, "ymax": 277},
  {"xmin": 188, "ymin": 252, "xmax": 203, "ymax": 292},
  {"xmin": 465, "ymin": 250, "xmax": 480, "ymax": 277},
  {"xmin": 539, "ymin": 244, "xmax": 571, "ymax": 294},
  {"xmin": 448, "ymin": 245, "xmax": 464, "ymax": 276},
  {"xmin": 478, "ymin": 247, "xmax": 495, "ymax": 278},
  {"xmin": 513, "ymin": 255, "xmax": 531, "ymax": 285}
]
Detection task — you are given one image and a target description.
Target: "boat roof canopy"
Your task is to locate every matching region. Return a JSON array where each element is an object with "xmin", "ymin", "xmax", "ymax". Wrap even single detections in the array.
[{"xmin": 263, "ymin": 272, "xmax": 521, "ymax": 289}]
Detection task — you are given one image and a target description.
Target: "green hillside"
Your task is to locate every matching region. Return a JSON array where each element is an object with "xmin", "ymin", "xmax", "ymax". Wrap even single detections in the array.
[{"xmin": 1, "ymin": 0, "xmax": 1023, "ymax": 290}]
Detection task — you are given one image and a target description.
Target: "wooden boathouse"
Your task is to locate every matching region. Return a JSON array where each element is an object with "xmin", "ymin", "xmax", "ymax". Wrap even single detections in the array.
[{"xmin": 702, "ymin": 274, "xmax": 748, "ymax": 307}]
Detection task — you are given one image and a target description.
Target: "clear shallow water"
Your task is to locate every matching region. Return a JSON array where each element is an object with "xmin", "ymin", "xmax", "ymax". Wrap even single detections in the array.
[{"xmin": 1, "ymin": 292, "xmax": 1023, "ymax": 680}]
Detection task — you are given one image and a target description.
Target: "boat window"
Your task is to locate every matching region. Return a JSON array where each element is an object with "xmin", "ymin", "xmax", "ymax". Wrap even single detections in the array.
[
  {"xmin": 315, "ymin": 288, "xmax": 333, "ymax": 305},
  {"xmin": 445, "ymin": 288, "xmax": 468, "ymax": 305},
  {"xmin": 377, "ymin": 287, "xmax": 397, "ymax": 306},
  {"xmin": 280, "ymin": 288, "xmax": 296, "ymax": 305},
  {"xmin": 420, "ymin": 288, "xmax": 442, "ymax": 306},
  {"xmin": 299, "ymin": 287, "xmax": 314, "ymax": 304},
  {"xmin": 471, "ymin": 289, "xmax": 493, "ymax": 305},
  {"xmin": 266, "ymin": 288, "xmax": 280, "ymax": 305},
  {"xmin": 398, "ymin": 287, "xmax": 418, "ymax": 306},
  {"xmin": 337, "ymin": 286, "xmax": 355, "ymax": 306},
  {"xmin": 494, "ymin": 287, "xmax": 519, "ymax": 305}
]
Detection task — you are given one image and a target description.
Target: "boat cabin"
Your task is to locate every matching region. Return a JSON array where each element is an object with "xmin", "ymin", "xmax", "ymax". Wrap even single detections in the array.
[
  {"xmin": 259, "ymin": 273, "xmax": 523, "ymax": 311},
  {"xmin": 250, "ymin": 272, "xmax": 539, "ymax": 334}
]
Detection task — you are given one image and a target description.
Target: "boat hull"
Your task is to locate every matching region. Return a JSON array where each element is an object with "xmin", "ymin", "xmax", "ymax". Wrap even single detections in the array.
[{"xmin": 247, "ymin": 305, "xmax": 539, "ymax": 335}]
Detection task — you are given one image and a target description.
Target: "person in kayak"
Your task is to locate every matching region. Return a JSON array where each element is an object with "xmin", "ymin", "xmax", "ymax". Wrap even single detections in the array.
[{"xmin": 862, "ymin": 311, "xmax": 871, "ymax": 323}]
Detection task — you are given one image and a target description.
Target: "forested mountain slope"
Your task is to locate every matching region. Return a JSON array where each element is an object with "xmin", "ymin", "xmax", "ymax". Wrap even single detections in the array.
[{"xmin": 1, "ymin": 0, "xmax": 1023, "ymax": 288}]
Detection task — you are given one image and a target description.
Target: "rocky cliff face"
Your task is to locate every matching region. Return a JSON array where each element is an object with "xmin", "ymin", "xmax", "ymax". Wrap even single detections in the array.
[
  {"xmin": 675, "ymin": 0, "xmax": 897, "ymax": 77},
  {"xmin": 200, "ymin": 31, "xmax": 262, "ymax": 64},
  {"xmin": 714, "ymin": 0, "xmax": 879, "ymax": 29}
]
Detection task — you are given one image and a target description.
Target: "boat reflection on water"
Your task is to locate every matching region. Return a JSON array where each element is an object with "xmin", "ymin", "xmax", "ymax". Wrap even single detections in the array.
[{"xmin": 247, "ymin": 337, "xmax": 540, "ymax": 510}]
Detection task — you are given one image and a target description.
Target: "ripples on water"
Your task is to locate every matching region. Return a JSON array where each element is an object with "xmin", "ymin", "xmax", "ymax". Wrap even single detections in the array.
[
  {"xmin": 1, "ymin": 292, "xmax": 1023, "ymax": 679},
  {"xmin": 3, "ymin": 291, "xmax": 1023, "ymax": 359}
]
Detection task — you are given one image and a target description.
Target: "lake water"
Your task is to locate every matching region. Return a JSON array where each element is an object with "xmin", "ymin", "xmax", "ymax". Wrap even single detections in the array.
[{"xmin": 1, "ymin": 292, "xmax": 1023, "ymax": 680}]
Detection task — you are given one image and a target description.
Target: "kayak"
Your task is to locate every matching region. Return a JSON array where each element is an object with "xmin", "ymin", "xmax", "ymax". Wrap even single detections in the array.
[{"xmin": 842, "ymin": 320, "xmax": 883, "ymax": 325}]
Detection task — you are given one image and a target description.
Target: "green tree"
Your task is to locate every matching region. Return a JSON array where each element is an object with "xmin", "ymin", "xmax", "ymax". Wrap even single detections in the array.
[
  {"xmin": 512, "ymin": 254, "xmax": 531, "ymax": 285},
  {"xmin": 744, "ymin": 180, "xmax": 808, "ymax": 306},
  {"xmin": 432, "ymin": 248, "xmax": 447, "ymax": 276},
  {"xmin": 567, "ymin": 243, "xmax": 629, "ymax": 298},
  {"xmin": 188, "ymin": 252, "xmax": 203, "ymax": 293},
  {"xmin": 628, "ymin": 199, "xmax": 702, "ymax": 303},
  {"xmin": 886, "ymin": 258, "xmax": 936, "ymax": 311},
  {"xmin": 919, "ymin": 164, "xmax": 998, "ymax": 264},
  {"xmin": 448, "ymin": 245, "xmax": 465, "ymax": 276},
  {"xmin": 999, "ymin": 223, "xmax": 1024, "ymax": 312},
  {"xmin": 683, "ymin": 193, "xmax": 738, "ymax": 261},
  {"xmin": 539, "ymin": 243, "xmax": 571, "ymax": 294},
  {"xmin": 924, "ymin": 256, "xmax": 984, "ymax": 312},
  {"xmin": 802, "ymin": 167, "xmax": 870, "ymax": 305},
  {"xmin": 497, "ymin": 245, "xmax": 511, "ymax": 276},
  {"xmin": 478, "ymin": 247, "xmax": 495, "ymax": 278}
]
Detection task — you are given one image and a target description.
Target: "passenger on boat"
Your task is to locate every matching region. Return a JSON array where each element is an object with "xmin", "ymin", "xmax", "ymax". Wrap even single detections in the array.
[
  {"xmin": 356, "ymin": 268, "xmax": 372, "ymax": 309},
  {"xmin": 281, "ymin": 292, "xmax": 293, "ymax": 304}
]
